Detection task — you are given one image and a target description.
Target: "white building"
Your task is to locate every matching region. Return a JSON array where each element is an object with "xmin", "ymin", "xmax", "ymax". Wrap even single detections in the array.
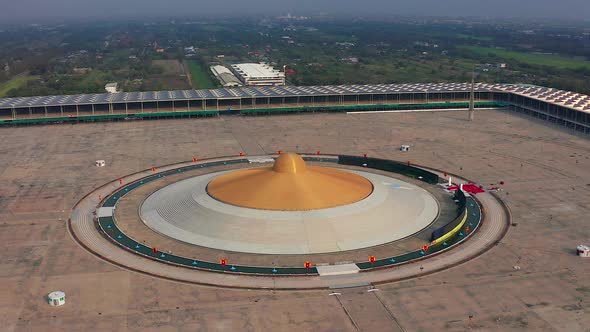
[
  {"xmin": 210, "ymin": 65, "xmax": 242, "ymax": 87},
  {"xmin": 230, "ymin": 63, "xmax": 285, "ymax": 86},
  {"xmin": 105, "ymin": 83, "xmax": 119, "ymax": 93},
  {"xmin": 47, "ymin": 291, "xmax": 66, "ymax": 306}
]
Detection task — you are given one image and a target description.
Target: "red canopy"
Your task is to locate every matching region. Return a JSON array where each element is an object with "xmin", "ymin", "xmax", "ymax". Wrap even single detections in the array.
[{"xmin": 447, "ymin": 184, "xmax": 485, "ymax": 194}]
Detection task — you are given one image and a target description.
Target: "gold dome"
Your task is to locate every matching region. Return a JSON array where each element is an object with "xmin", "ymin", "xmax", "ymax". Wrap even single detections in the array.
[
  {"xmin": 272, "ymin": 153, "xmax": 307, "ymax": 173},
  {"xmin": 207, "ymin": 153, "xmax": 373, "ymax": 211}
]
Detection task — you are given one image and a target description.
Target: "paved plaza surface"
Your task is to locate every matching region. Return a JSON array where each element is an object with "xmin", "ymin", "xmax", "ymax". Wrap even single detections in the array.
[
  {"xmin": 114, "ymin": 162, "xmax": 454, "ymax": 267},
  {"xmin": 1, "ymin": 109, "xmax": 590, "ymax": 331},
  {"xmin": 139, "ymin": 168, "xmax": 438, "ymax": 255}
]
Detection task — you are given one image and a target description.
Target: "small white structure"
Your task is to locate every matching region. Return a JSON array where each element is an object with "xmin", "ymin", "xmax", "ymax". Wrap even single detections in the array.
[
  {"xmin": 95, "ymin": 160, "xmax": 106, "ymax": 167},
  {"xmin": 248, "ymin": 157, "xmax": 275, "ymax": 164},
  {"xmin": 47, "ymin": 291, "xmax": 66, "ymax": 306},
  {"xmin": 97, "ymin": 207, "xmax": 115, "ymax": 218},
  {"xmin": 316, "ymin": 263, "xmax": 360, "ymax": 276},
  {"xmin": 105, "ymin": 82, "xmax": 119, "ymax": 93},
  {"xmin": 448, "ymin": 176, "xmax": 452, "ymax": 186},
  {"xmin": 400, "ymin": 145, "xmax": 411, "ymax": 152},
  {"xmin": 577, "ymin": 245, "xmax": 590, "ymax": 257}
]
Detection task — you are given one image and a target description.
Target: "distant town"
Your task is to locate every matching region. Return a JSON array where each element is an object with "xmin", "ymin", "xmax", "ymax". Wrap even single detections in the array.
[{"xmin": 0, "ymin": 15, "xmax": 589, "ymax": 98}]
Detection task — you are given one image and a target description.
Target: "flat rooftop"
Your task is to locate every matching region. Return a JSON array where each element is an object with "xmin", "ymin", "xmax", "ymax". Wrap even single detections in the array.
[
  {"xmin": 210, "ymin": 65, "xmax": 232, "ymax": 75},
  {"xmin": 210, "ymin": 65, "xmax": 241, "ymax": 86},
  {"xmin": 230, "ymin": 63, "xmax": 285, "ymax": 79}
]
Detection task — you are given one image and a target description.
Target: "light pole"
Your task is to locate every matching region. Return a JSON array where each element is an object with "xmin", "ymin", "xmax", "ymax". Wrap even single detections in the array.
[
  {"xmin": 282, "ymin": 65, "xmax": 287, "ymax": 85},
  {"xmin": 468, "ymin": 65, "xmax": 475, "ymax": 121}
]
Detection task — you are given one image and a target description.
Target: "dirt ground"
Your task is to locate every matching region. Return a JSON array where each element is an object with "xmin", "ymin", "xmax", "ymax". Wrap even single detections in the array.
[
  {"xmin": 1, "ymin": 109, "xmax": 589, "ymax": 331},
  {"xmin": 147, "ymin": 60, "xmax": 191, "ymax": 90},
  {"xmin": 152, "ymin": 60, "xmax": 185, "ymax": 76}
]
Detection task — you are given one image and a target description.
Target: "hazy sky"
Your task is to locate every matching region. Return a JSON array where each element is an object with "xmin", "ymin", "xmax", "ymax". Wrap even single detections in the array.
[{"xmin": 2, "ymin": 0, "xmax": 590, "ymax": 23}]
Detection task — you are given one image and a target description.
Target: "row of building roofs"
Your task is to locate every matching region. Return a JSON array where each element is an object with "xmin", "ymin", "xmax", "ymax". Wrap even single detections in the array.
[
  {"xmin": 497, "ymin": 84, "xmax": 590, "ymax": 110},
  {"xmin": 0, "ymin": 82, "xmax": 588, "ymax": 113},
  {"xmin": 0, "ymin": 82, "xmax": 498, "ymax": 108}
]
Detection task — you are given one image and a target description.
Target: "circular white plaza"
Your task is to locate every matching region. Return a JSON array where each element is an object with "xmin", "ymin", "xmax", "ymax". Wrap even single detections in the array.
[{"xmin": 140, "ymin": 168, "xmax": 439, "ymax": 254}]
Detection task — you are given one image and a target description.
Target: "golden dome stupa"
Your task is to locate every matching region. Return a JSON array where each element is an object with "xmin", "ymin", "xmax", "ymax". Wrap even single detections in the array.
[{"xmin": 207, "ymin": 153, "xmax": 373, "ymax": 211}]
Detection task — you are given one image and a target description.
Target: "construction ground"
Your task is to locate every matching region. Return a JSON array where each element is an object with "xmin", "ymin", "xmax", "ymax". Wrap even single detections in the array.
[{"xmin": 1, "ymin": 109, "xmax": 589, "ymax": 331}]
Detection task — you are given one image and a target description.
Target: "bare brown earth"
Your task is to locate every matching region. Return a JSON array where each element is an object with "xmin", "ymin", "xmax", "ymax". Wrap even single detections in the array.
[
  {"xmin": 152, "ymin": 60, "xmax": 186, "ymax": 76},
  {"xmin": 145, "ymin": 59, "xmax": 191, "ymax": 90},
  {"xmin": 1, "ymin": 109, "xmax": 590, "ymax": 331}
]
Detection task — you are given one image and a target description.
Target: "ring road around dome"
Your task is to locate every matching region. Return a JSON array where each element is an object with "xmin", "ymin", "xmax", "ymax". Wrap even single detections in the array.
[{"xmin": 69, "ymin": 154, "xmax": 509, "ymax": 288}]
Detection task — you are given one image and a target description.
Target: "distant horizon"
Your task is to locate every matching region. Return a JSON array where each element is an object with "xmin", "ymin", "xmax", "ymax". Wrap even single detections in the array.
[
  {"xmin": 1, "ymin": 0, "xmax": 590, "ymax": 25},
  {"xmin": 1, "ymin": 13, "xmax": 589, "ymax": 27}
]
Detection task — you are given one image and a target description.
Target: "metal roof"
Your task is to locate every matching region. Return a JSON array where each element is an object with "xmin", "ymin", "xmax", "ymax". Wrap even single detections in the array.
[
  {"xmin": 0, "ymin": 82, "xmax": 506, "ymax": 109},
  {"xmin": 2, "ymin": 83, "xmax": 588, "ymax": 113},
  {"xmin": 496, "ymin": 84, "xmax": 590, "ymax": 113},
  {"xmin": 230, "ymin": 63, "xmax": 285, "ymax": 80}
]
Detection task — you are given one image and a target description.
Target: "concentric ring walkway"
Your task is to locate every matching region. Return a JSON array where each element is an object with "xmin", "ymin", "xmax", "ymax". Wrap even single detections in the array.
[
  {"xmin": 140, "ymin": 169, "xmax": 438, "ymax": 254},
  {"xmin": 68, "ymin": 154, "xmax": 510, "ymax": 289}
]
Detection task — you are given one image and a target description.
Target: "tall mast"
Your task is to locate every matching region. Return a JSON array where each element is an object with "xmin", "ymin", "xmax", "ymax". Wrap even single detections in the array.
[{"xmin": 468, "ymin": 70, "xmax": 475, "ymax": 121}]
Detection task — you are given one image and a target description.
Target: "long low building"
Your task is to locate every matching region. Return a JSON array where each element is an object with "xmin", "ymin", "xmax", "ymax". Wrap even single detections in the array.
[
  {"xmin": 210, "ymin": 65, "xmax": 242, "ymax": 87},
  {"xmin": 230, "ymin": 63, "xmax": 285, "ymax": 86},
  {"xmin": 0, "ymin": 82, "xmax": 588, "ymax": 133}
]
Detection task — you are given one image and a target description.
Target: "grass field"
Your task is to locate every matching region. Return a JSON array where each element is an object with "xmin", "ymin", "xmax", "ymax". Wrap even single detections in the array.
[
  {"xmin": 459, "ymin": 45, "xmax": 590, "ymax": 70},
  {"xmin": 0, "ymin": 75, "xmax": 39, "ymax": 97},
  {"xmin": 187, "ymin": 61, "xmax": 217, "ymax": 89}
]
